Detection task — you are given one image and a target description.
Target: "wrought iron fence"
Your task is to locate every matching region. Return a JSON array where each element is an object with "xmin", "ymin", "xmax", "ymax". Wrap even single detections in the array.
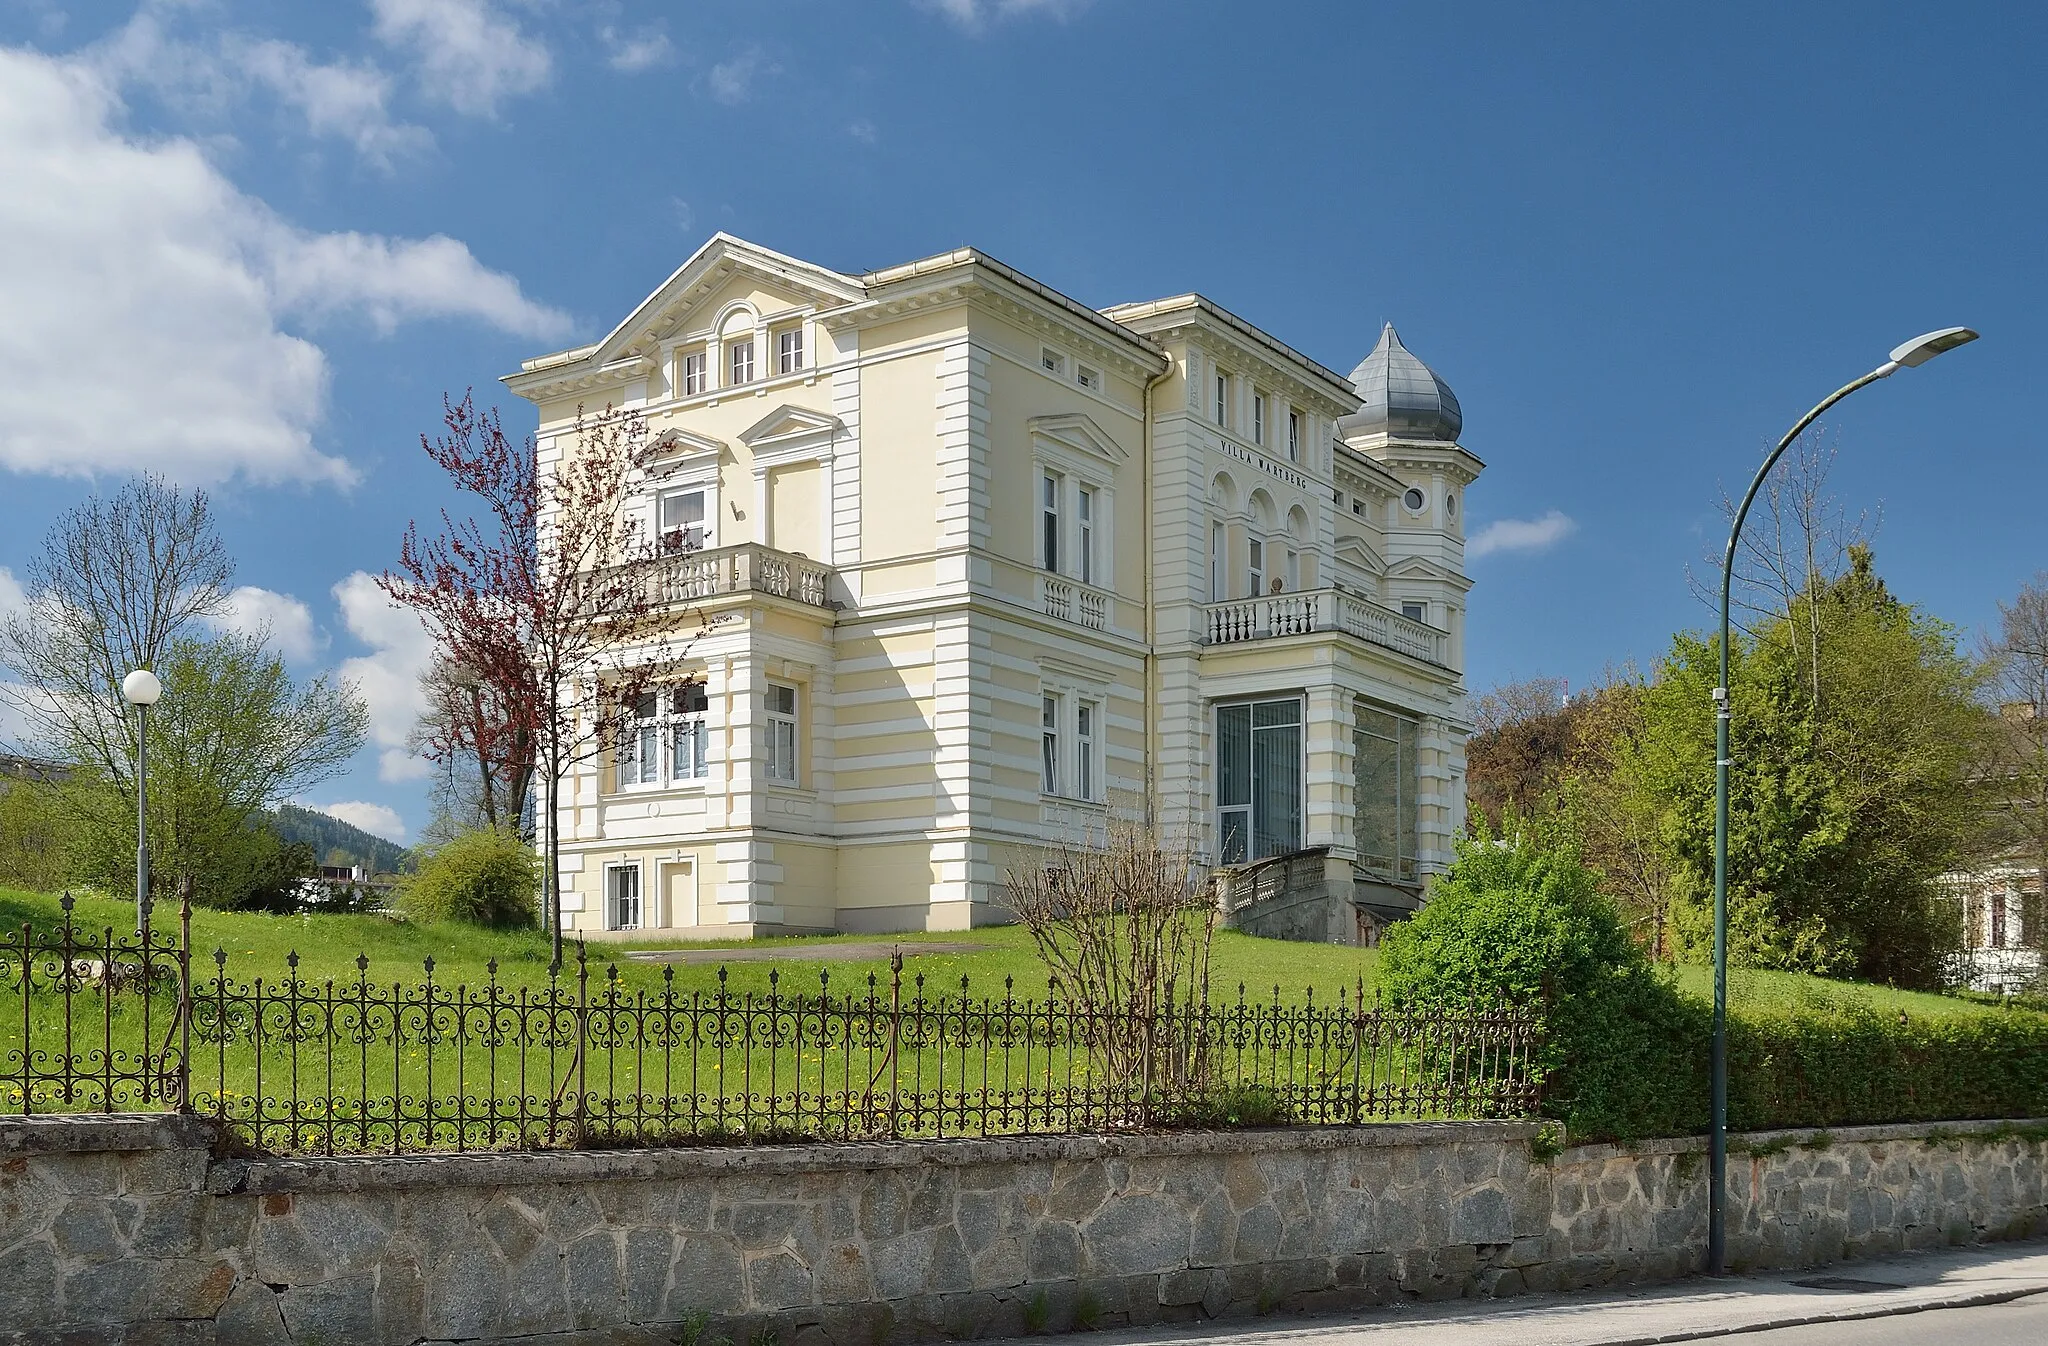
[{"xmin": 3, "ymin": 900, "xmax": 1543, "ymax": 1155}]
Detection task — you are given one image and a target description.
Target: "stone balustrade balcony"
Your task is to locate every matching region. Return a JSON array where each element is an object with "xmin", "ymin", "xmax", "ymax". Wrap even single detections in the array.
[
  {"xmin": 653, "ymin": 542, "xmax": 835, "ymax": 611},
  {"xmin": 1201, "ymin": 587, "xmax": 1448, "ymax": 667}
]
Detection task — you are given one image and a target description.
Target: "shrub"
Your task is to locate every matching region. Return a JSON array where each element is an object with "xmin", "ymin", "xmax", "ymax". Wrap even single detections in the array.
[
  {"xmin": 396, "ymin": 827, "xmax": 538, "ymax": 929},
  {"xmin": 1378, "ymin": 822, "xmax": 1706, "ymax": 1142}
]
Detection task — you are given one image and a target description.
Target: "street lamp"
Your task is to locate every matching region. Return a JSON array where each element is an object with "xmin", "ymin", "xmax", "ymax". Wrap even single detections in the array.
[
  {"xmin": 122, "ymin": 669, "xmax": 163, "ymax": 935},
  {"xmin": 1708, "ymin": 326, "xmax": 1978, "ymax": 1275}
]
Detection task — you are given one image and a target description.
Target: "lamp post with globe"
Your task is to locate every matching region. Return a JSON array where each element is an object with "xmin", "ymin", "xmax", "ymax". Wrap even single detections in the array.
[{"xmin": 122, "ymin": 669, "xmax": 163, "ymax": 935}]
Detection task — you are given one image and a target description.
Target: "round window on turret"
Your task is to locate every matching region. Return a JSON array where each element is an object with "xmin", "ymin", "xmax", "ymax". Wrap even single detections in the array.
[
  {"xmin": 1446, "ymin": 492, "xmax": 1457, "ymax": 518},
  {"xmin": 1402, "ymin": 487, "xmax": 1425, "ymax": 513}
]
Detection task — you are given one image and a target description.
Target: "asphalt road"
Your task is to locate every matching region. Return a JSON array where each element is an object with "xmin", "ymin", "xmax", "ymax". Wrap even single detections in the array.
[{"xmin": 1719, "ymin": 1292, "xmax": 2048, "ymax": 1344}]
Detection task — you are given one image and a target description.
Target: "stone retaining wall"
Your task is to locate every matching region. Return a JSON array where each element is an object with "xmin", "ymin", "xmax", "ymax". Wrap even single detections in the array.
[{"xmin": 2, "ymin": 1115, "xmax": 2043, "ymax": 1345}]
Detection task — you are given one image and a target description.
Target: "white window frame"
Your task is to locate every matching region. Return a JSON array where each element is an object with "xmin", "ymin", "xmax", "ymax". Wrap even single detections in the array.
[
  {"xmin": 617, "ymin": 692, "xmax": 664, "ymax": 790},
  {"xmin": 1287, "ymin": 410, "xmax": 1301, "ymax": 462},
  {"xmin": 1076, "ymin": 364, "xmax": 1099, "ymax": 391},
  {"xmin": 1214, "ymin": 373, "xmax": 1228, "ymax": 426},
  {"xmin": 1077, "ymin": 486, "xmax": 1096, "ymax": 586},
  {"xmin": 657, "ymin": 486, "xmax": 711, "ymax": 553},
  {"xmin": 680, "ymin": 349, "xmax": 707, "ymax": 397},
  {"xmin": 605, "ymin": 862, "xmax": 644, "ymax": 932},
  {"xmin": 765, "ymin": 682, "xmax": 799, "ymax": 785},
  {"xmin": 1076, "ymin": 699, "xmax": 1098, "ymax": 802},
  {"xmin": 1252, "ymin": 392, "xmax": 1266, "ymax": 446},
  {"xmin": 776, "ymin": 327, "xmax": 805, "ymax": 375},
  {"xmin": 1248, "ymin": 537, "xmax": 1264, "ymax": 598},
  {"xmin": 1285, "ymin": 548, "xmax": 1300, "ymax": 592},
  {"xmin": 618, "ymin": 683, "xmax": 712, "ymax": 790},
  {"xmin": 1400, "ymin": 600, "xmax": 1428, "ymax": 624},
  {"xmin": 728, "ymin": 338, "xmax": 756, "ymax": 387},
  {"xmin": 1041, "ymin": 693, "xmax": 1061, "ymax": 795},
  {"xmin": 671, "ymin": 683, "xmax": 710, "ymax": 782},
  {"xmin": 1041, "ymin": 347, "xmax": 1066, "ymax": 377},
  {"xmin": 1040, "ymin": 470, "xmax": 1062, "ymax": 574}
]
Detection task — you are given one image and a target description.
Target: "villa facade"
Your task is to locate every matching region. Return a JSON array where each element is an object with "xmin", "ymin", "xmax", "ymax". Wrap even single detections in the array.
[{"xmin": 506, "ymin": 234, "xmax": 1482, "ymax": 940}]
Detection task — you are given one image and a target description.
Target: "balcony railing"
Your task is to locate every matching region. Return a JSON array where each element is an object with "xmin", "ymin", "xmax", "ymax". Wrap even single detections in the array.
[
  {"xmin": 1041, "ymin": 574, "xmax": 1110, "ymax": 631},
  {"xmin": 657, "ymin": 542, "xmax": 833, "ymax": 610},
  {"xmin": 1202, "ymin": 588, "xmax": 1449, "ymax": 666}
]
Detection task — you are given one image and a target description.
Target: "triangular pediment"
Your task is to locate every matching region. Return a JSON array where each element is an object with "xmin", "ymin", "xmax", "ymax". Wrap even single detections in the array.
[
  {"xmin": 739, "ymin": 405, "xmax": 845, "ymax": 449},
  {"xmin": 1335, "ymin": 534, "xmax": 1388, "ymax": 576},
  {"xmin": 643, "ymin": 427, "xmax": 726, "ymax": 475},
  {"xmin": 1388, "ymin": 554, "xmax": 1473, "ymax": 592},
  {"xmin": 592, "ymin": 234, "xmax": 866, "ymax": 367},
  {"xmin": 1028, "ymin": 413, "xmax": 1128, "ymax": 466}
]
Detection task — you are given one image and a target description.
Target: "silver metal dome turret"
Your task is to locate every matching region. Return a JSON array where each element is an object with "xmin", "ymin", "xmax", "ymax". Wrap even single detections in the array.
[{"xmin": 1343, "ymin": 323, "xmax": 1462, "ymax": 442}]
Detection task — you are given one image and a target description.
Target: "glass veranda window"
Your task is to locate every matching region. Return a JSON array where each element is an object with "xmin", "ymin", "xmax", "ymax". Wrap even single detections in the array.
[
  {"xmin": 1215, "ymin": 697, "xmax": 1301, "ymax": 864},
  {"xmin": 618, "ymin": 693, "xmax": 661, "ymax": 788},
  {"xmin": 1354, "ymin": 702, "xmax": 1420, "ymax": 882},
  {"xmin": 671, "ymin": 683, "xmax": 709, "ymax": 780}
]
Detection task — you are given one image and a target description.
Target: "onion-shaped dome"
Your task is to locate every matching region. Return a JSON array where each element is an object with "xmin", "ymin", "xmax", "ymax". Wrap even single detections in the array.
[{"xmin": 1344, "ymin": 323, "xmax": 1462, "ymax": 442}]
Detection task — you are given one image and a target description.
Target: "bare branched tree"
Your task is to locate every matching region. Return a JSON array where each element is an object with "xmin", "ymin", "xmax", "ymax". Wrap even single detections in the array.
[
  {"xmin": 1688, "ymin": 428, "xmax": 1877, "ymax": 704},
  {"xmin": 0, "ymin": 475, "xmax": 232, "ymax": 773},
  {"xmin": 384, "ymin": 394, "xmax": 713, "ymax": 963},
  {"xmin": 1003, "ymin": 800, "xmax": 1216, "ymax": 1106}
]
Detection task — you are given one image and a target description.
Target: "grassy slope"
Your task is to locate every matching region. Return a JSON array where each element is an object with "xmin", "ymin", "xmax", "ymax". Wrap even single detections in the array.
[
  {"xmin": 0, "ymin": 887, "xmax": 1381, "ymax": 1003},
  {"xmin": 3, "ymin": 886, "xmax": 2027, "ymax": 1022}
]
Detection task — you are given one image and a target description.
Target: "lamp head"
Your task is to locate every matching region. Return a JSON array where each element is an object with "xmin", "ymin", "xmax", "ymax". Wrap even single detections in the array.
[
  {"xmin": 1889, "ymin": 327, "xmax": 1979, "ymax": 368},
  {"xmin": 122, "ymin": 669, "xmax": 162, "ymax": 706}
]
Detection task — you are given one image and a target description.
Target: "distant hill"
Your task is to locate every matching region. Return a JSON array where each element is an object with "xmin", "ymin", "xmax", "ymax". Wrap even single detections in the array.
[{"xmin": 270, "ymin": 804, "xmax": 410, "ymax": 875}]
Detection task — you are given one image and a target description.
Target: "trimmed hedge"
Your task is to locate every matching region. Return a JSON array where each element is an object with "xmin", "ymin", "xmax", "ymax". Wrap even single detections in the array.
[{"xmin": 1383, "ymin": 825, "xmax": 2048, "ymax": 1142}]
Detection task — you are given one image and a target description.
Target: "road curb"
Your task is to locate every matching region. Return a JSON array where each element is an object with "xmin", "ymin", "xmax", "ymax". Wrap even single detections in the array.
[{"xmin": 1570, "ymin": 1280, "xmax": 2048, "ymax": 1345}]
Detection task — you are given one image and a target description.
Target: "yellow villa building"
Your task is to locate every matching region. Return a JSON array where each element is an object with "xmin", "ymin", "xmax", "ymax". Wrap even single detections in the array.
[{"xmin": 506, "ymin": 234, "xmax": 1482, "ymax": 942}]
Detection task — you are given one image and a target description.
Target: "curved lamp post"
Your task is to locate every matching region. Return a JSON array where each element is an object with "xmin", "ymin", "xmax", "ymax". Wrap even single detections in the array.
[
  {"xmin": 1708, "ymin": 326, "xmax": 1979, "ymax": 1275},
  {"xmin": 122, "ymin": 669, "xmax": 163, "ymax": 935}
]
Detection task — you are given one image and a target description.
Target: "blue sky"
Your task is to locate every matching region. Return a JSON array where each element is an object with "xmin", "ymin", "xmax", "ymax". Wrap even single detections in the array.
[{"xmin": 0, "ymin": 0, "xmax": 2039, "ymax": 845}]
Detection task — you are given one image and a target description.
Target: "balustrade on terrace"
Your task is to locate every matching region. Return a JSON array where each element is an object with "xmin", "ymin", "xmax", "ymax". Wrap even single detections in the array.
[{"xmin": 1202, "ymin": 588, "xmax": 1448, "ymax": 666}]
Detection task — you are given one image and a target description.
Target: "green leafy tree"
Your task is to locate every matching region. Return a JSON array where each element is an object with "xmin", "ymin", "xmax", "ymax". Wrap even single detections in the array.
[
  {"xmin": 1618, "ymin": 546, "xmax": 1984, "ymax": 986},
  {"xmin": 67, "ymin": 635, "xmax": 368, "ymax": 909},
  {"xmin": 397, "ymin": 826, "xmax": 539, "ymax": 928}
]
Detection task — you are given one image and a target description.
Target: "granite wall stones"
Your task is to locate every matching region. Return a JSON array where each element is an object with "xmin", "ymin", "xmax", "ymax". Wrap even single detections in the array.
[{"xmin": 1, "ymin": 1115, "xmax": 2042, "ymax": 1345}]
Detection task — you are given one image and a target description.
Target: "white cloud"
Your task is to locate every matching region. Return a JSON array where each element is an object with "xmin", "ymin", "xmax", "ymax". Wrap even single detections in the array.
[
  {"xmin": 923, "ymin": 0, "xmax": 1092, "ymax": 33},
  {"xmin": 333, "ymin": 571, "xmax": 436, "ymax": 783},
  {"xmin": 87, "ymin": 6, "xmax": 430, "ymax": 167},
  {"xmin": 205, "ymin": 586, "xmax": 323, "ymax": 663},
  {"xmin": 1468, "ymin": 510, "xmax": 1579, "ymax": 560},
  {"xmin": 0, "ymin": 567, "xmax": 24, "ymax": 622},
  {"xmin": 370, "ymin": 0, "xmax": 552, "ymax": 117},
  {"xmin": 707, "ymin": 46, "xmax": 773, "ymax": 105},
  {"xmin": 0, "ymin": 43, "xmax": 571, "ymax": 485},
  {"xmin": 600, "ymin": 24, "xmax": 675, "ymax": 73},
  {"xmin": 848, "ymin": 119, "xmax": 877, "ymax": 145},
  {"xmin": 310, "ymin": 799, "xmax": 408, "ymax": 843}
]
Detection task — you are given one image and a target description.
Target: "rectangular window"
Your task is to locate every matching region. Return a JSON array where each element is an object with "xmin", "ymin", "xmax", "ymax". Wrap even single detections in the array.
[
  {"xmin": 1041, "ymin": 471, "xmax": 1061, "ymax": 574},
  {"xmin": 1076, "ymin": 364, "xmax": 1099, "ymax": 391},
  {"xmin": 670, "ymin": 682, "xmax": 709, "ymax": 781},
  {"xmin": 1214, "ymin": 373, "xmax": 1228, "ymax": 425},
  {"xmin": 728, "ymin": 338, "xmax": 755, "ymax": 386},
  {"xmin": 1285, "ymin": 549, "xmax": 1300, "ymax": 591},
  {"xmin": 1041, "ymin": 693, "xmax": 1060, "ymax": 795},
  {"xmin": 1352, "ymin": 498, "xmax": 1367, "ymax": 517},
  {"xmin": 1216, "ymin": 697, "xmax": 1301, "ymax": 863},
  {"xmin": 1287, "ymin": 410, "xmax": 1301, "ymax": 462},
  {"xmin": 777, "ymin": 327, "xmax": 804, "ymax": 374},
  {"xmin": 606, "ymin": 864, "xmax": 642, "ymax": 931},
  {"xmin": 765, "ymin": 683, "xmax": 798, "ymax": 784},
  {"xmin": 1041, "ymin": 347, "xmax": 1066, "ymax": 377},
  {"xmin": 1210, "ymin": 522, "xmax": 1225, "ymax": 602},
  {"xmin": 659, "ymin": 489, "xmax": 707, "ymax": 552},
  {"xmin": 1400, "ymin": 601, "xmax": 1426, "ymax": 623},
  {"xmin": 1253, "ymin": 393, "xmax": 1266, "ymax": 445},
  {"xmin": 618, "ymin": 692, "xmax": 661, "ymax": 789},
  {"xmin": 1077, "ymin": 487, "xmax": 1095, "ymax": 586},
  {"xmin": 1354, "ymin": 702, "xmax": 1420, "ymax": 883},
  {"xmin": 681, "ymin": 350, "xmax": 706, "ymax": 397},
  {"xmin": 1076, "ymin": 700, "xmax": 1096, "ymax": 801},
  {"xmin": 1247, "ymin": 538, "xmax": 1264, "ymax": 598}
]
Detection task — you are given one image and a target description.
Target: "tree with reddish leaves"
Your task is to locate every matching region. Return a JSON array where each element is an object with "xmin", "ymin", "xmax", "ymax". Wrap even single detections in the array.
[{"xmin": 383, "ymin": 393, "xmax": 707, "ymax": 963}]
